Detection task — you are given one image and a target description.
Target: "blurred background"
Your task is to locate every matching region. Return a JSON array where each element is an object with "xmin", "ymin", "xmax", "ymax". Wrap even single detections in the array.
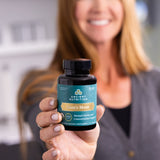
[{"xmin": 0, "ymin": 0, "xmax": 160, "ymax": 159}]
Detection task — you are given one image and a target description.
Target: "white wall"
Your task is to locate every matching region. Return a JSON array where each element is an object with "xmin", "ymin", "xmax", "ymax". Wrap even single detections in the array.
[
  {"xmin": 0, "ymin": 0, "xmax": 58, "ymax": 144},
  {"xmin": 0, "ymin": 0, "xmax": 57, "ymax": 39}
]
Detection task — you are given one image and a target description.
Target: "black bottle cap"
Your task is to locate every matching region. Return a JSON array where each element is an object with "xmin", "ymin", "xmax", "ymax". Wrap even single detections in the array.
[{"xmin": 63, "ymin": 59, "xmax": 91, "ymax": 71}]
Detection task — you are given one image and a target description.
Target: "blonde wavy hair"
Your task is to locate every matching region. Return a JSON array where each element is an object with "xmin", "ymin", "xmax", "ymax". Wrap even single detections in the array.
[
  {"xmin": 18, "ymin": 0, "xmax": 150, "ymax": 105},
  {"xmin": 17, "ymin": 0, "xmax": 150, "ymax": 158}
]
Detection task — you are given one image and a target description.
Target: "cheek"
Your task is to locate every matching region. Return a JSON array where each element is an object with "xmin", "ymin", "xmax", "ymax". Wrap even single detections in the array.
[
  {"xmin": 75, "ymin": 3, "xmax": 90, "ymax": 23},
  {"xmin": 110, "ymin": 2, "xmax": 124, "ymax": 32},
  {"xmin": 75, "ymin": 5, "xmax": 88, "ymax": 32},
  {"xmin": 75, "ymin": 6, "xmax": 80, "ymax": 21},
  {"xmin": 75, "ymin": 4, "xmax": 84, "ymax": 22},
  {"xmin": 116, "ymin": 3, "xmax": 124, "ymax": 24}
]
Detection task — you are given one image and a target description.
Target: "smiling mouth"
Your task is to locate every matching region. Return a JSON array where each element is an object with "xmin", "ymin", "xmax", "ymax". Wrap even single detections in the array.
[{"xmin": 88, "ymin": 20, "xmax": 110, "ymax": 26}]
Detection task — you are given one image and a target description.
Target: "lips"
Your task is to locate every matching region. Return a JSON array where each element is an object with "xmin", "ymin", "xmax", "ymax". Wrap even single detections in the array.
[{"xmin": 88, "ymin": 20, "xmax": 110, "ymax": 26}]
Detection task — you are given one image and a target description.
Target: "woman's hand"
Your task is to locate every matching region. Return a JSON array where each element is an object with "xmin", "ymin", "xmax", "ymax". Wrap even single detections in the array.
[{"xmin": 36, "ymin": 97, "xmax": 105, "ymax": 160}]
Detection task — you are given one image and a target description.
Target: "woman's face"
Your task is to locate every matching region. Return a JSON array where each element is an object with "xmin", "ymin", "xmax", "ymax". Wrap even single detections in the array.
[{"xmin": 75, "ymin": 0, "xmax": 124, "ymax": 45}]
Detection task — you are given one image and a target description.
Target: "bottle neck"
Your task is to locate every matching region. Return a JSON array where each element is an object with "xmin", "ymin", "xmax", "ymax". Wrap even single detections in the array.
[{"xmin": 64, "ymin": 69, "xmax": 89, "ymax": 76}]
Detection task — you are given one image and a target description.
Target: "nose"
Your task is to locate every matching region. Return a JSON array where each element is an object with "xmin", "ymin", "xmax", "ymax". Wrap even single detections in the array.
[{"xmin": 91, "ymin": 0, "xmax": 107, "ymax": 13}]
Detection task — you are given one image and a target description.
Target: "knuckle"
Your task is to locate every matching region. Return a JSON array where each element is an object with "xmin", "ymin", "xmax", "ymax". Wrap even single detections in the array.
[
  {"xmin": 39, "ymin": 129, "xmax": 44, "ymax": 141},
  {"xmin": 40, "ymin": 129, "xmax": 46, "ymax": 141},
  {"xmin": 35, "ymin": 113, "xmax": 40, "ymax": 125},
  {"xmin": 39, "ymin": 99, "xmax": 44, "ymax": 110},
  {"xmin": 39, "ymin": 97, "xmax": 50, "ymax": 110},
  {"xmin": 42, "ymin": 152, "xmax": 46, "ymax": 160},
  {"xmin": 36, "ymin": 112, "xmax": 45, "ymax": 124}
]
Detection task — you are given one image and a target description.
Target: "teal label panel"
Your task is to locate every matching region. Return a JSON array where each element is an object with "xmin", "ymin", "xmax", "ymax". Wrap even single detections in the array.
[{"xmin": 57, "ymin": 84, "xmax": 97, "ymax": 126}]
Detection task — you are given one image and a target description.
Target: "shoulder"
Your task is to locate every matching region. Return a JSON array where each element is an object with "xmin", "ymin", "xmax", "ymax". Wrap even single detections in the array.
[
  {"xmin": 19, "ymin": 70, "xmax": 58, "ymax": 120},
  {"xmin": 144, "ymin": 67, "xmax": 160, "ymax": 79},
  {"xmin": 19, "ymin": 70, "xmax": 52, "ymax": 95},
  {"xmin": 18, "ymin": 69, "xmax": 58, "ymax": 104},
  {"xmin": 138, "ymin": 67, "xmax": 160, "ymax": 84},
  {"xmin": 132, "ymin": 67, "xmax": 160, "ymax": 93}
]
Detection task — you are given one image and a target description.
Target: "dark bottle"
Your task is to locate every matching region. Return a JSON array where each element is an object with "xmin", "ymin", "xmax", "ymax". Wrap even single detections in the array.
[{"xmin": 57, "ymin": 59, "xmax": 97, "ymax": 131}]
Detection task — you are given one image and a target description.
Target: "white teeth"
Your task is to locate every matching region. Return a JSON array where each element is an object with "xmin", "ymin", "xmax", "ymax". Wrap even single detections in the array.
[{"xmin": 89, "ymin": 20, "xmax": 110, "ymax": 26}]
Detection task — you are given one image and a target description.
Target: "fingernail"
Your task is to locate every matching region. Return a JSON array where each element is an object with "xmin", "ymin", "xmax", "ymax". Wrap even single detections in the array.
[
  {"xmin": 51, "ymin": 113, "xmax": 59, "ymax": 121},
  {"xmin": 52, "ymin": 150, "xmax": 57, "ymax": 157},
  {"xmin": 54, "ymin": 125, "xmax": 61, "ymax": 132},
  {"xmin": 49, "ymin": 99, "xmax": 54, "ymax": 106}
]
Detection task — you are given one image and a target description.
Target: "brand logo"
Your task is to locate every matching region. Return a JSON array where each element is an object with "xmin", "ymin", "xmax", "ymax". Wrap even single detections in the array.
[
  {"xmin": 75, "ymin": 89, "xmax": 82, "ymax": 95},
  {"xmin": 69, "ymin": 89, "xmax": 87, "ymax": 101}
]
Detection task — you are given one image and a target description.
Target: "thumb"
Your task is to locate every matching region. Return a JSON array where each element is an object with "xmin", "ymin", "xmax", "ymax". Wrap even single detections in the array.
[{"xmin": 96, "ymin": 105, "xmax": 105, "ymax": 121}]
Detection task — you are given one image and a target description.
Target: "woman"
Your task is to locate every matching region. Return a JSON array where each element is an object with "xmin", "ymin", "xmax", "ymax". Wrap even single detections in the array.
[{"xmin": 18, "ymin": 0, "xmax": 160, "ymax": 160}]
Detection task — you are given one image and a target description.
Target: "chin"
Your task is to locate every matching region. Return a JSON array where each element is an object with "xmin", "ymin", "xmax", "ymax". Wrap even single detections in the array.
[{"xmin": 89, "ymin": 37, "xmax": 113, "ymax": 44}]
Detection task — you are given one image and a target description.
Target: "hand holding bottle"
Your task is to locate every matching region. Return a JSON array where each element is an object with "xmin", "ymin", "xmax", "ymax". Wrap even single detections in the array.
[{"xmin": 36, "ymin": 97, "xmax": 105, "ymax": 160}]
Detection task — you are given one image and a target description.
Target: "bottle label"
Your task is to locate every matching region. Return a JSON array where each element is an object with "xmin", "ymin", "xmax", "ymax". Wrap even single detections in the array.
[{"xmin": 57, "ymin": 84, "xmax": 97, "ymax": 126}]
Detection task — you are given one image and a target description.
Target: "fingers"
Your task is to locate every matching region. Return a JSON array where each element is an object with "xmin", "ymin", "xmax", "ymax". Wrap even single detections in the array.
[
  {"xmin": 39, "ymin": 97, "xmax": 57, "ymax": 111},
  {"xmin": 36, "ymin": 111, "xmax": 62, "ymax": 128},
  {"xmin": 42, "ymin": 148, "xmax": 61, "ymax": 160},
  {"xmin": 37, "ymin": 97, "xmax": 62, "ymax": 128},
  {"xmin": 40, "ymin": 124, "xmax": 65, "ymax": 142},
  {"xmin": 96, "ymin": 105, "xmax": 105, "ymax": 121},
  {"xmin": 38, "ymin": 97, "xmax": 65, "ymax": 160}
]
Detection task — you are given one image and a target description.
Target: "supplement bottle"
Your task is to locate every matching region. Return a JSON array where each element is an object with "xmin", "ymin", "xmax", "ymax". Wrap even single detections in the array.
[{"xmin": 57, "ymin": 59, "xmax": 97, "ymax": 131}]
